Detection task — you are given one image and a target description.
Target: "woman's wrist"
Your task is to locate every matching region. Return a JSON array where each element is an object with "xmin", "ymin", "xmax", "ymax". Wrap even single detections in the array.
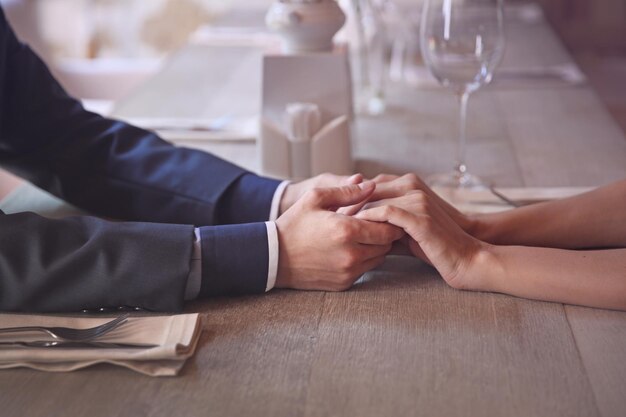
[
  {"xmin": 464, "ymin": 242, "xmax": 506, "ymax": 293},
  {"xmin": 467, "ymin": 213, "xmax": 499, "ymax": 244}
]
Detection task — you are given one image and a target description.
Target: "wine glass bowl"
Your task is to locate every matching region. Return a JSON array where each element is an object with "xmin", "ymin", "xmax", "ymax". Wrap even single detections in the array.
[{"xmin": 420, "ymin": 0, "xmax": 505, "ymax": 189}]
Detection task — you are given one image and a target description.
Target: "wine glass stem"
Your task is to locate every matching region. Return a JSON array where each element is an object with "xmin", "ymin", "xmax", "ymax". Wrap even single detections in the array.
[{"xmin": 456, "ymin": 91, "xmax": 470, "ymax": 179}]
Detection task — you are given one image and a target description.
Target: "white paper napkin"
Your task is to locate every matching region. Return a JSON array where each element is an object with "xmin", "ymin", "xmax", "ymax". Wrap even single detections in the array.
[{"xmin": 0, "ymin": 313, "xmax": 202, "ymax": 376}]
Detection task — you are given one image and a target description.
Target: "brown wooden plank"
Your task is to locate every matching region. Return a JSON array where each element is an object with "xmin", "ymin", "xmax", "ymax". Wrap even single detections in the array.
[
  {"xmin": 565, "ymin": 306, "xmax": 626, "ymax": 417},
  {"xmin": 495, "ymin": 87, "xmax": 626, "ymax": 187},
  {"xmin": 301, "ymin": 257, "xmax": 599, "ymax": 417}
]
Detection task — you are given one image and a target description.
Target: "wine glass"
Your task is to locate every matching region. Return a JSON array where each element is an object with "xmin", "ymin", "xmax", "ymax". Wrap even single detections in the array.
[{"xmin": 420, "ymin": 0, "xmax": 505, "ymax": 189}]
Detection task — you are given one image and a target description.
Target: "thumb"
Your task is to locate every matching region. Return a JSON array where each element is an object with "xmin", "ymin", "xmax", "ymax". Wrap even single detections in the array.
[
  {"xmin": 345, "ymin": 173, "xmax": 364, "ymax": 185},
  {"xmin": 305, "ymin": 181, "xmax": 375, "ymax": 209}
]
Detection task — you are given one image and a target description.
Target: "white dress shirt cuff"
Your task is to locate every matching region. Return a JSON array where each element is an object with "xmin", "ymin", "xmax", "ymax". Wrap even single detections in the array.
[
  {"xmin": 264, "ymin": 221, "xmax": 279, "ymax": 292},
  {"xmin": 269, "ymin": 180, "xmax": 291, "ymax": 221},
  {"xmin": 184, "ymin": 228, "xmax": 202, "ymax": 300}
]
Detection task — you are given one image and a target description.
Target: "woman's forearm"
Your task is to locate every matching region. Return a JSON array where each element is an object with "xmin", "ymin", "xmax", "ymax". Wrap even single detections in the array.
[
  {"xmin": 476, "ymin": 246, "xmax": 626, "ymax": 311},
  {"xmin": 356, "ymin": 190, "xmax": 626, "ymax": 310},
  {"xmin": 470, "ymin": 180, "xmax": 626, "ymax": 249}
]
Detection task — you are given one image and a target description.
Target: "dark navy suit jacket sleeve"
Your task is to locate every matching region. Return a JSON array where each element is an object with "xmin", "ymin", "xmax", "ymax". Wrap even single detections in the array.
[{"xmin": 0, "ymin": 8, "xmax": 280, "ymax": 312}]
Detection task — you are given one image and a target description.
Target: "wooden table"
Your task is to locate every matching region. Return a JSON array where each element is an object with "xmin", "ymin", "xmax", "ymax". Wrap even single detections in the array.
[{"xmin": 2, "ymin": 6, "xmax": 626, "ymax": 417}]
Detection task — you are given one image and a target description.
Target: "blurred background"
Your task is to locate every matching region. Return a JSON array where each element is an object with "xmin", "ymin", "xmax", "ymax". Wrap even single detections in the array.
[{"xmin": 1, "ymin": 0, "xmax": 625, "ymax": 132}]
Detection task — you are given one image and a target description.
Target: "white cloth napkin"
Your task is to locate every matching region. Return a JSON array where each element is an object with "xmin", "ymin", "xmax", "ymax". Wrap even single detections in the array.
[
  {"xmin": 0, "ymin": 313, "xmax": 202, "ymax": 376},
  {"xmin": 433, "ymin": 186, "xmax": 594, "ymax": 214}
]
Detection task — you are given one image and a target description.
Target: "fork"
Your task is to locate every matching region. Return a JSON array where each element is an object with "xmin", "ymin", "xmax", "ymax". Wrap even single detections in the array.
[
  {"xmin": 489, "ymin": 185, "xmax": 522, "ymax": 207},
  {"xmin": 489, "ymin": 185, "xmax": 551, "ymax": 208},
  {"xmin": 0, "ymin": 340, "xmax": 156, "ymax": 349},
  {"xmin": 0, "ymin": 313, "xmax": 130, "ymax": 341}
]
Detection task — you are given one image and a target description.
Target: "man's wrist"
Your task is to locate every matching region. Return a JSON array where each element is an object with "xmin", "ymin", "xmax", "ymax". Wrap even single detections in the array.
[
  {"xmin": 279, "ymin": 182, "xmax": 301, "ymax": 216},
  {"xmin": 270, "ymin": 181, "xmax": 291, "ymax": 221},
  {"xmin": 274, "ymin": 215, "xmax": 295, "ymax": 289}
]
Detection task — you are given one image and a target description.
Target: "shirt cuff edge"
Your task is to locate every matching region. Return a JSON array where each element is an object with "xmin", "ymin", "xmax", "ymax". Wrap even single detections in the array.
[
  {"xmin": 265, "ymin": 221, "xmax": 279, "ymax": 292},
  {"xmin": 269, "ymin": 180, "xmax": 291, "ymax": 221}
]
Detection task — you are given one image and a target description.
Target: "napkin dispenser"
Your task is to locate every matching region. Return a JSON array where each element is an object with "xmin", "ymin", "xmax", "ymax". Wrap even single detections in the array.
[{"xmin": 259, "ymin": 49, "xmax": 354, "ymax": 180}]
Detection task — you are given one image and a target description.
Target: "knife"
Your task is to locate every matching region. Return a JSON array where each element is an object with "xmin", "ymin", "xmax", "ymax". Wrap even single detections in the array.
[
  {"xmin": 488, "ymin": 186, "xmax": 551, "ymax": 207},
  {"xmin": 0, "ymin": 340, "xmax": 158, "ymax": 349}
]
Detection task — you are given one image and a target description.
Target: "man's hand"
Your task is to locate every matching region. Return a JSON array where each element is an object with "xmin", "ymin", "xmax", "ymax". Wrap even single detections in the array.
[
  {"xmin": 275, "ymin": 182, "xmax": 404, "ymax": 291},
  {"xmin": 279, "ymin": 173, "xmax": 363, "ymax": 216}
]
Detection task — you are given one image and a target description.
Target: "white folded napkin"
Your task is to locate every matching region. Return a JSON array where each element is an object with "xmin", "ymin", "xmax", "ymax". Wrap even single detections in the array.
[
  {"xmin": 0, "ymin": 313, "xmax": 201, "ymax": 376},
  {"xmin": 433, "ymin": 186, "xmax": 594, "ymax": 214}
]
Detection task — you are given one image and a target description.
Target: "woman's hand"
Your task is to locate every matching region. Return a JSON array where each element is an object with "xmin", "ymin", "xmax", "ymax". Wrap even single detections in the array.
[
  {"xmin": 340, "ymin": 173, "xmax": 477, "ymax": 235},
  {"xmin": 356, "ymin": 190, "xmax": 495, "ymax": 291}
]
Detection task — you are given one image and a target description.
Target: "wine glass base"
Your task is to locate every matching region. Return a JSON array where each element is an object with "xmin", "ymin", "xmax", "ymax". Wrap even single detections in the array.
[{"xmin": 426, "ymin": 171, "xmax": 487, "ymax": 190}]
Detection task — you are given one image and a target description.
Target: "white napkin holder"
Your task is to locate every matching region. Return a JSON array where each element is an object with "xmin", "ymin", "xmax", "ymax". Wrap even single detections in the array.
[{"xmin": 259, "ymin": 49, "xmax": 354, "ymax": 180}]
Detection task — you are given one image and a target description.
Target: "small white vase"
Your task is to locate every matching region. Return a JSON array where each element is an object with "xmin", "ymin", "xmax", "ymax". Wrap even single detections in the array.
[{"xmin": 266, "ymin": 0, "xmax": 346, "ymax": 54}]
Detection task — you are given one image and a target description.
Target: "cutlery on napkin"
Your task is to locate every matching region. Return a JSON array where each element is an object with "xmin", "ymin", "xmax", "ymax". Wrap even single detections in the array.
[{"xmin": 0, "ymin": 313, "xmax": 202, "ymax": 376}]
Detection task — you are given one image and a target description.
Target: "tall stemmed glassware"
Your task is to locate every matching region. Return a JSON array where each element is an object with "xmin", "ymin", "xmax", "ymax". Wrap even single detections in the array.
[{"xmin": 420, "ymin": 0, "xmax": 505, "ymax": 189}]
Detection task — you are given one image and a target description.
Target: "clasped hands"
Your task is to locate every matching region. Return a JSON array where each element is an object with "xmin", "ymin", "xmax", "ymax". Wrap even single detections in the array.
[{"xmin": 275, "ymin": 173, "xmax": 493, "ymax": 293}]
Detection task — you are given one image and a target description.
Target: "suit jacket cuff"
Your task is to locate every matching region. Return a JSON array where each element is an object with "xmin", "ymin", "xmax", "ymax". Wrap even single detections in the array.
[
  {"xmin": 198, "ymin": 222, "xmax": 269, "ymax": 297},
  {"xmin": 217, "ymin": 173, "xmax": 281, "ymax": 224}
]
